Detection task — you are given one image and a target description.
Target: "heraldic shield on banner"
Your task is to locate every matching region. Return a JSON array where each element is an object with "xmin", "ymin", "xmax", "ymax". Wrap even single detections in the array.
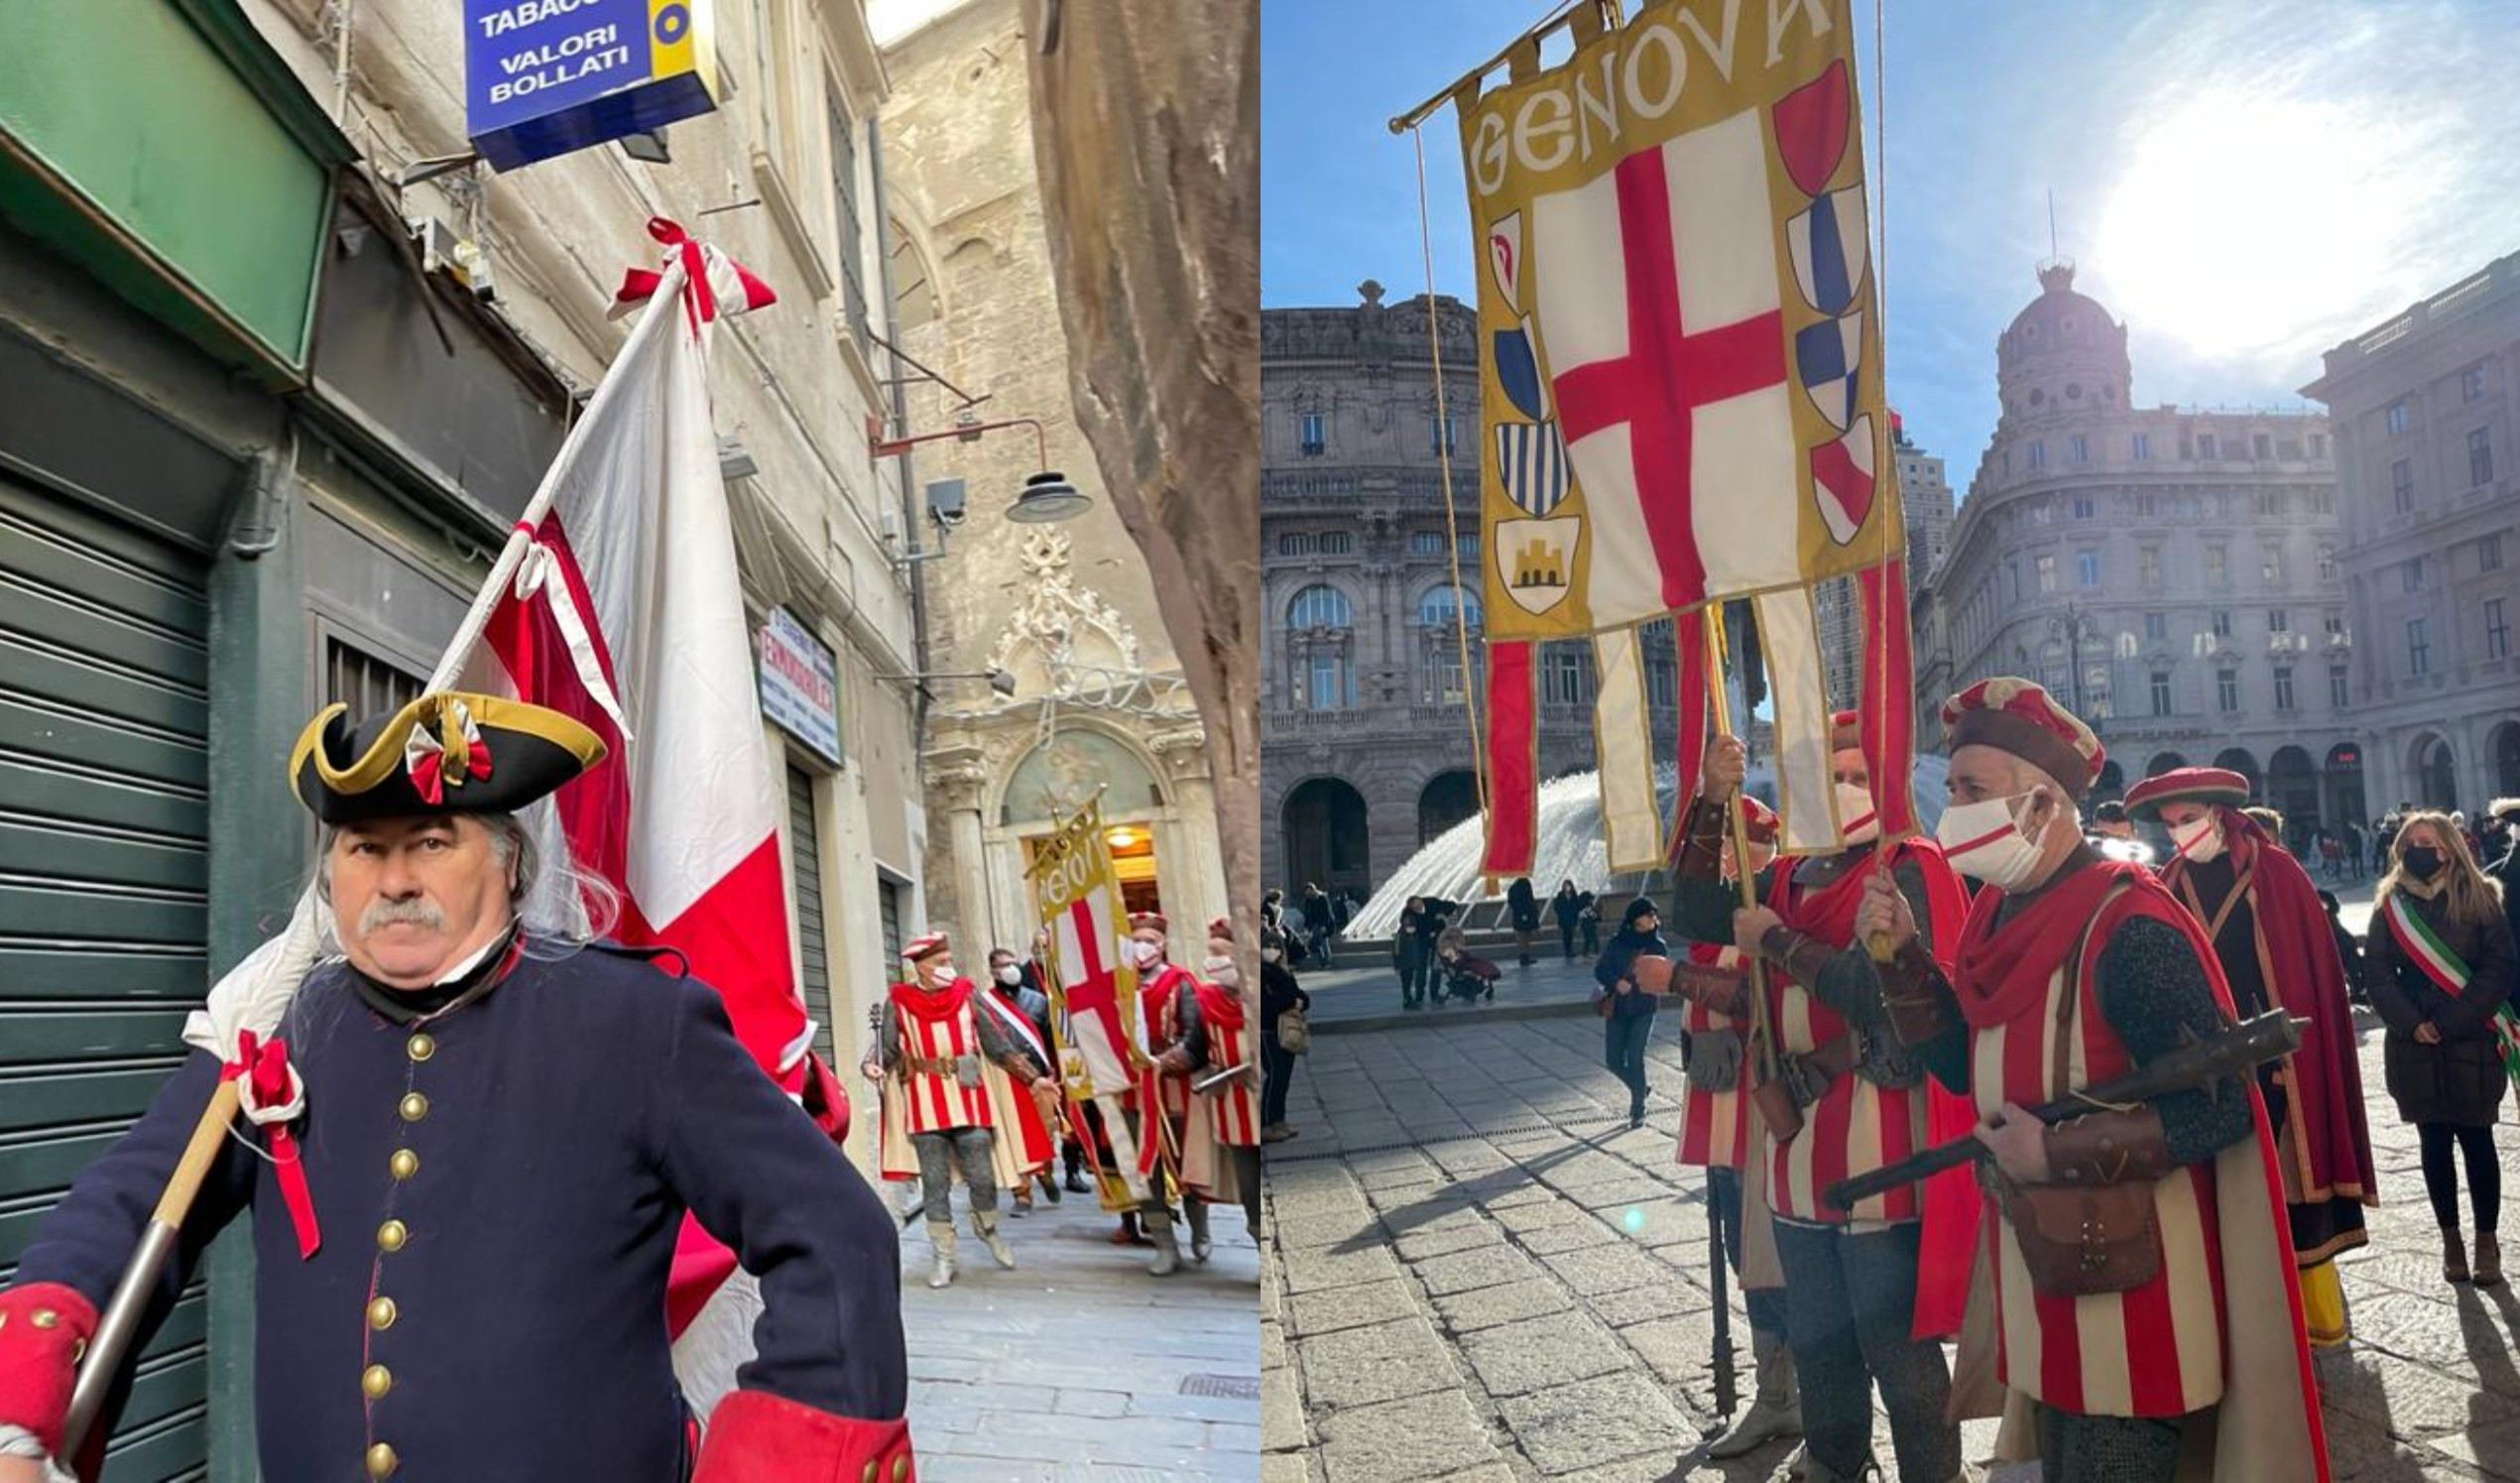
[
  {"xmin": 1457, "ymin": 0, "xmax": 1917, "ymax": 874},
  {"xmin": 1026, "ymin": 801, "xmax": 1156, "ymax": 1210}
]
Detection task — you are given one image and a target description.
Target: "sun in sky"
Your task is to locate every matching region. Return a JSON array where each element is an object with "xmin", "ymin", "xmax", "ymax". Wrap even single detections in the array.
[{"xmin": 2097, "ymin": 87, "xmax": 2434, "ymax": 363}]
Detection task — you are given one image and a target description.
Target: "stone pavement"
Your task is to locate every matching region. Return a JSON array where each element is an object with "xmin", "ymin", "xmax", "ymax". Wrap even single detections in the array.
[
  {"xmin": 899, "ymin": 1170, "xmax": 1262, "ymax": 1481},
  {"xmin": 1303, "ymin": 953, "xmax": 1604, "ymax": 1033},
  {"xmin": 1260, "ymin": 959, "xmax": 2520, "ymax": 1483}
]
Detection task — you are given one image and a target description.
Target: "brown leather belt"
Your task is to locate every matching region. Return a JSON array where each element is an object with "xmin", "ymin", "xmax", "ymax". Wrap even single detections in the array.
[{"xmin": 904, "ymin": 1054, "xmax": 959, "ymax": 1076}]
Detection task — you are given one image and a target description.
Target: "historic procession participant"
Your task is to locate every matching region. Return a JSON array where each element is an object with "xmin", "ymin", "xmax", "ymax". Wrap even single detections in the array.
[
  {"xmin": 0, "ymin": 692, "xmax": 912, "ymax": 1483},
  {"xmin": 1131, "ymin": 912, "xmax": 1210, "ymax": 1275},
  {"xmin": 2364, "ymin": 811, "xmax": 2519, "ymax": 1287},
  {"xmin": 1669, "ymin": 713, "xmax": 1972, "ymax": 1483},
  {"xmin": 871, "ymin": 932, "xmax": 1061, "ymax": 1288},
  {"xmin": 2125, "ymin": 768, "xmax": 2376, "ymax": 1343},
  {"xmin": 984, "ymin": 944, "xmax": 1065, "ymax": 1215},
  {"xmin": 1196, "ymin": 919, "xmax": 1264, "ymax": 1258},
  {"xmin": 1868, "ymin": 678, "xmax": 2325, "ymax": 1482},
  {"xmin": 1665, "ymin": 796, "xmax": 1801, "ymax": 1463}
]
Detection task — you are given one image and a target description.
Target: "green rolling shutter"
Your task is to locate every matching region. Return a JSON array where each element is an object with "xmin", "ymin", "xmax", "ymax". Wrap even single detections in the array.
[
  {"xmin": 787, "ymin": 764, "xmax": 836, "ymax": 1070},
  {"xmin": 0, "ymin": 474, "xmax": 214, "ymax": 1479}
]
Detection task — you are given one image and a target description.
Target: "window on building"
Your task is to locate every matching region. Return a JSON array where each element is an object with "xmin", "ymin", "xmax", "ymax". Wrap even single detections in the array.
[
  {"xmin": 2269, "ymin": 609, "xmax": 2290, "ymax": 632},
  {"xmin": 1410, "ymin": 531, "xmax": 1447, "ymax": 556},
  {"xmin": 1431, "ymin": 415, "xmax": 1459, "ymax": 454},
  {"xmin": 2318, "ymin": 544, "xmax": 2338, "ymax": 580},
  {"xmin": 2471, "ymin": 427, "xmax": 2494, "ymax": 486},
  {"xmin": 1287, "ymin": 584, "xmax": 1353, "ymax": 630},
  {"xmin": 2262, "ymin": 546, "xmax": 2284, "ymax": 585},
  {"xmin": 1278, "ymin": 532, "xmax": 1316, "ymax": 556},
  {"xmin": 2330, "ymin": 666, "xmax": 2350, "ymax": 708},
  {"xmin": 2132, "ymin": 433, "xmax": 2153, "ymax": 461},
  {"xmin": 2145, "ymin": 612, "xmax": 2168, "ymax": 643},
  {"xmin": 2217, "ymin": 670, "xmax": 2240, "ymax": 711},
  {"xmin": 2179, "ymin": 434, "xmax": 2196, "ymax": 459},
  {"xmin": 2212, "ymin": 610, "xmax": 2233, "ymax": 639},
  {"xmin": 1418, "ymin": 587, "xmax": 1482, "ymax": 628},
  {"xmin": 2311, "ymin": 433, "xmax": 2328, "ymax": 459},
  {"xmin": 2392, "ymin": 458, "xmax": 2415, "ymax": 512},
  {"xmin": 2409, "ymin": 617, "xmax": 2431, "ymax": 676},
  {"xmin": 2484, "ymin": 533, "xmax": 2506, "ymax": 572},
  {"xmin": 826, "ymin": 89, "xmax": 872, "ymax": 348},
  {"xmin": 2139, "ymin": 546, "xmax": 2162, "ymax": 587},
  {"xmin": 2280, "ymin": 438, "xmax": 2303, "ymax": 459},
  {"xmin": 2070, "ymin": 437, "xmax": 2090, "ymax": 465},
  {"xmin": 2036, "ymin": 554, "xmax": 2057, "ymax": 593},
  {"xmin": 2134, "ymin": 491, "xmax": 2158, "ymax": 517},
  {"xmin": 2028, "ymin": 439, "xmax": 2047, "ymax": 470},
  {"xmin": 1308, "ymin": 651, "xmax": 1351, "ymax": 708},
  {"xmin": 2073, "ymin": 494, "xmax": 2094, "ymax": 518},
  {"xmin": 2253, "ymin": 433, "xmax": 2272, "ymax": 460},
  {"xmin": 1544, "ymin": 645, "xmax": 1588, "ymax": 705},
  {"xmin": 2404, "ymin": 556, "xmax": 2425, "ymax": 592},
  {"xmin": 2199, "ymin": 433, "xmax": 2219, "ymax": 459},
  {"xmin": 2032, "ymin": 502, "xmax": 2054, "ymax": 526},
  {"xmin": 1422, "ymin": 646, "xmax": 1467, "ymax": 705},
  {"xmin": 2205, "ymin": 546, "xmax": 2228, "ymax": 585},
  {"xmin": 1459, "ymin": 531, "xmax": 1481, "ymax": 558},
  {"xmin": 2002, "ymin": 448, "xmax": 2012, "ymax": 475},
  {"xmin": 2465, "ymin": 365, "xmax": 2488, "ymax": 404},
  {"xmin": 2387, "ymin": 401, "xmax": 2410, "ymax": 435},
  {"xmin": 2492, "ymin": 598, "xmax": 2513, "ymax": 661},
  {"xmin": 2077, "ymin": 551, "xmax": 2101, "ymax": 586},
  {"xmin": 322, "ymin": 636, "xmax": 424, "ymax": 718},
  {"xmin": 2274, "ymin": 666, "xmax": 2295, "ymax": 710},
  {"xmin": 1319, "ymin": 531, "xmax": 1354, "ymax": 555},
  {"xmin": 2256, "ymin": 489, "xmax": 2284, "ymax": 518},
  {"xmin": 2313, "ymin": 487, "xmax": 2335, "ymax": 516},
  {"xmin": 2151, "ymin": 670, "xmax": 2174, "ymax": 715},
  {"xmin": 2325, "ymin": 612, "xmax": 2346, "ymax": 636},
  {"xmin": 1300, "ymin": 410, "xmax": 1327, "ymax": 455}
]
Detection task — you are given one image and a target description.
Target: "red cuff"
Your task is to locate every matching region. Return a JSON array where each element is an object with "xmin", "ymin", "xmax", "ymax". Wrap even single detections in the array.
[
  {"xmin": 0, "ymin": 1283, "xmax": 98, "ymax": 1457},
  {"xmin": 693, "ymin": 1390, "xmax": 913, "ymax": 1483}
]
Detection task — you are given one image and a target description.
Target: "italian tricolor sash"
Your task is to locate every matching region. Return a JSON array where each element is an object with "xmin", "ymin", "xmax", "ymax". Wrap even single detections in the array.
[{"xmin": 2384, "ymin": 893, "xmax": 2520, "ymax": 1092}]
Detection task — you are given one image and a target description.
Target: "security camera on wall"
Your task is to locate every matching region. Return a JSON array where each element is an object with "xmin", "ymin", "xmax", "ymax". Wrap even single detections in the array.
[{"xmin": 927, "ymin": 478, "xmax": 968, "ymax": 529}]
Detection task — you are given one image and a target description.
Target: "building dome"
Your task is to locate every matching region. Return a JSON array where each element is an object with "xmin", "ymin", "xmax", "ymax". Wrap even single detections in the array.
[{"xmin": 1995, "ymin": 258, "xmax": 2131, "ymax": 423}]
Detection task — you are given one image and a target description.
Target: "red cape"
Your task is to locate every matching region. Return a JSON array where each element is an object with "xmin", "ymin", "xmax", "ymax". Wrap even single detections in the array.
[{"xmin": 2161, "ymin": 810, "xmax": 2377, "ymax": 1228}]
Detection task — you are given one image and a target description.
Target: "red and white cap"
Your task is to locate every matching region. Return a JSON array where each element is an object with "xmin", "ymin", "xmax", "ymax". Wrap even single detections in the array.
[
  {"xmin": 1939, "ymin": 677, "xmax": 2104, "ymax": 796},
  {"xmin": 1128, "ymin": 912, "xmax": 1169, "ymax": 935},
  {"xmin": 901, "ymin": 931, "xmax": 951, "ymax": 963}
]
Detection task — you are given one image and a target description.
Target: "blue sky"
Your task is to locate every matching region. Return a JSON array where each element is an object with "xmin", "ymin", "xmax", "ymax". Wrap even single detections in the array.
[{"xmin": 1261, "ymin": 0, "xmax": 2520, "ymax": 489}]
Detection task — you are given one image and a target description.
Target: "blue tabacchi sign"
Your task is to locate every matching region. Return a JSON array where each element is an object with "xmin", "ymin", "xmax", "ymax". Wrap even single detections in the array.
[{"xmin": 465, "ymin": 0, "xmax": 721, "ymax": 171}]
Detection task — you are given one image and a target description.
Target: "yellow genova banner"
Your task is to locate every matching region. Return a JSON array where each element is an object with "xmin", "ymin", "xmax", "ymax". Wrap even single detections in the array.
[{"xmin": 1459, "ymin": 0, "xmax": 1895, "ymax": 640}]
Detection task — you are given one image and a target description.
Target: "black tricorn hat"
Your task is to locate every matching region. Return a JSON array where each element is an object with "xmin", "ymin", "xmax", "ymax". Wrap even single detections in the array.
[{"xmin": 290, "ymin": 692, "xmax": 607, "ymax": 825}]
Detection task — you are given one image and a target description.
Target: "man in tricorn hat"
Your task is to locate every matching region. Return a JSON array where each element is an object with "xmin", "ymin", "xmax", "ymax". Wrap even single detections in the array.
[
  {"xmin": 868, "ymin": 931, "xmax": 1061, "ymax": 1288},
  {"xmin": 0, "ymin": 692, "xmax": 911, "ymax": 1482},
  {"xmin": 1867, "ymin": 679, "xmax": 2324, "ymax": 1481},
  {"xmin": 2125, "ymin": 766, "xmax": 2375, "ymax": 1345}
]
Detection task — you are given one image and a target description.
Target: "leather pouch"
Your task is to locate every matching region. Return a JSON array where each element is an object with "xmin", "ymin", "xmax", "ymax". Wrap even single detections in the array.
[
  {"xmin": 955, "ymin": 1051, "xmax": 985, "ymax": 1090},
  {"xmin": 1984, "ymin": 1165, "xmax": 2161, "ymax": 1297},
  {"xmin": 1751, "ymin": 1077, "xmax": 1803, "ymax": 1142}
]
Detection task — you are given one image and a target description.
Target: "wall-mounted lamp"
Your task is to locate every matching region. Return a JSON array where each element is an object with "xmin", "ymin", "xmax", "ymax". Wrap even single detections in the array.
[{"xmin": 871, "ymin": 416, "xmax": 1092, "ymax": 576}]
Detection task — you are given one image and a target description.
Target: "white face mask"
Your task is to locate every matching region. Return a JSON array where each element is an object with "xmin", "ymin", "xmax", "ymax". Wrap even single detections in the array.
[
  {"xmin": 1935, "ymin": 790, "xmax": 2051, "ymax": 892},
  {"xmin": 994, "ymin": 964, "xmax": 1022, "ymax": 987},
  {"xmin": 1260, "ymin": 945, "xmax": 1283, "ymax": 963},
  {"xmin": 1133, "ymin": 939, "xmax": 1164, "ymax": 968},
  {"xmin": 1835, "ymin": 781, "xmax": 1881, "ymax": 846},
  {"xmin": 2167, "ymin": 814, "xmax": 2224, "ymax": 863},
  {"xmin": 1203, "ymin": 954, "xmax": 1239, "ymax": 985},
  {"xmin": 926, "ymin": 961, "xmax": 957, "ymax": 987}
]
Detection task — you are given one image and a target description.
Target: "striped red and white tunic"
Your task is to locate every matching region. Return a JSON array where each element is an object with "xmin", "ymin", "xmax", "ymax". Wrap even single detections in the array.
[
  {"xmin": 1142, "ymin": 965, "xmax": 1199, "ymax": 1120},
  {"xmin": 1674, "ymin": 943, "xmax": 1753, "ymax": 1171},
  {"xmin": 891, "ymin": 984, "xmax": 994, "ymax": 1135},
  {"xmin": 1973, "ymin": 888, "xmax": 2228, "ymax": 1418},
  {"xmin": 1200, "ymin": 982, "xmax": 1262, "ymax": 1148}
]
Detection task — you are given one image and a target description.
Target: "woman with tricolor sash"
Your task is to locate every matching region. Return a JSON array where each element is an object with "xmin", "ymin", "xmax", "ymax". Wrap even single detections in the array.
[{"xmin": 2366, "ymin": 810, "xmax": 2520, "ymax": 1286}]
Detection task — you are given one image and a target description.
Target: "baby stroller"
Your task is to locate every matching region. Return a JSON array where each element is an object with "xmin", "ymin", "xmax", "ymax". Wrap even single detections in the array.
[{"xmin": 1433, "ymin": 927, "xmax": 1500, "ymax": 1004}]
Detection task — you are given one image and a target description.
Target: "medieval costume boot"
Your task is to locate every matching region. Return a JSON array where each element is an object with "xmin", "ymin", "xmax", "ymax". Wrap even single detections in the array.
[
  {"xmin": 1185, "ymin": 1198, "xmax": 1214, "ymax": 1264},
  {"xmin": 2446, "ymin": 1226, "xmax": 2473, "ymax": 1285},
  {"xmin": 1143, "ymin": 1202, "xmax": 1182, "ymax": 1277},
  {"xmin": 926, "ymin": 1222, "xmax": 958, "ymax": 1290},
  {"xmin": 2479, "ymin": 1232, "xmax": 2505, "ymax": 1287},
  {"xmin": 1704, "ymin": 1329, "xmax": 1802, "ymax": 1458},
  {"xmin": 974, "ymin": 1211, "xmax": 1017, "ymax": 1271}
]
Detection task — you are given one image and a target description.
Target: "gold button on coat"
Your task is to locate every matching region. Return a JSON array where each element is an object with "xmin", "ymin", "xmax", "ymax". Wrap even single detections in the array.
[
  {"xmin": 377, "ymin": 1220, "xmax": 408, "ymax": 1253},
  {"xmin": 859, "ymin": 1463, "xmax": 876, "ymax": 1483},
  {"xmin": 362, "ymin": 1364, "xmax": 393, "ymax": 1399},
  {"xmin": 368, "ymin": 1297, "xmax": 398, "ymax": 1331},
  {"xmin": 407, "ymin": 1033, "xmax": 435, "ymax": 1062},
  {"xmin": 366, "ymin": 1441, "xmax": 399, "ymax": 1477},
  {"xmin": 28, "ymin": 1309, "xmax": 57, "ymax": 1330},
  {"xmin": 390, "ymin": 1150, "xmax": 420, "ymax": 1179},
  {"xmin": 892, "ymin": 1457, "xmax": 911, "ymax": 1481},
  {"xmin": 399, "ymin": 1093, "xmax": 429, "ymax": 1122}
]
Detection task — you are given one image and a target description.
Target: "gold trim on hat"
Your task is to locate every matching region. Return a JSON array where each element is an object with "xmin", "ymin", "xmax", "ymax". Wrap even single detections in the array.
[{"xmin": 289, "ymin": 692, "xmax": 609, "ymax": 801}]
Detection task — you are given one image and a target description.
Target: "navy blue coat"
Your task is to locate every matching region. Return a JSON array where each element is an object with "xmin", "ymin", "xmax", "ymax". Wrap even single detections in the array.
[{"xmin": 16, "ymin": 944, "xmax": 905, "ymax": 1481}]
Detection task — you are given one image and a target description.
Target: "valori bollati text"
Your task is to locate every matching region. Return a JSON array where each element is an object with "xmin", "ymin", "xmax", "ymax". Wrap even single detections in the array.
[{"xmin": 483, "ymin": 24, "xmax": 632, "ymax": 103}]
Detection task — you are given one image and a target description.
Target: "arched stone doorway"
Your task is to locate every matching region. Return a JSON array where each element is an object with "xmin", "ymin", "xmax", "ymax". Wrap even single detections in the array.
[
  {"xmin": 2213, "ymin": 748, "xmax": 2261, "ymax": 802},
  {"xmin": 2267, "ymin": 745, "xmax": 2319, "ymax": 836},
  {"xmin": 1418, "ymin": 769, "xmax": 1481, "ymax": 845},
  {"xmin": 2413, "ymin": 733, "xmax": 2459, "ymax": 811},
  {"xmin": 2144, "ymin": 752, "xmax": 2189, "ymax": 779},
  {"xmin": 1001, "ymin": 727, "xmax": 1176, "ymax": 920},
  {"xmin": 2325, "ymin": 741, "xmax": 2366, "ymax": 833},
  {"xmin": 2496, "ymin": 723, "xmax": 2520, "ymax": 800},
  {"xmin": 1282, "ymin": 777, "xmax": 1372, "ymax": 898}
]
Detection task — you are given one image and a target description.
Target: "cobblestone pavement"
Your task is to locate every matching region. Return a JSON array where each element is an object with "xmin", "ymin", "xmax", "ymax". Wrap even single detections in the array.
[
  {"xmin": 899, "ymin": 1170, "xmax": 1262, "ymax": 1482},
  {"xmin": 1260, "ymin": 942, "xmax": 2520, "ymax": 1483}
]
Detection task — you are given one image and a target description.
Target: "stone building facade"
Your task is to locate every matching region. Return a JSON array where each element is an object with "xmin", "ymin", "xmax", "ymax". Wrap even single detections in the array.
[
  {"xmin": 1816, "ymin": 426, "xmax": 1959, "ymax": 711},
  {"xmin": 1918, "ymin": 261, "xmax": 2356, "ymax": 837},
  {"xmin": 2305, "ymin": 250, "xmax": 2520, "ymax": 817},
  {"xmin": 881, "ymin": 0, "xmax": 1228, "ymax": 951},
  {"xmin": 1260, "ymin": 284, "xmax": 1679, "ymax": 898}
]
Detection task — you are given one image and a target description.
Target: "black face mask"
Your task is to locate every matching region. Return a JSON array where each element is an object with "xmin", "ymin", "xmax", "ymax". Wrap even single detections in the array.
[{"xmin": 2403, "ymin": 847, "xmax": 2445, "ymax": 880}]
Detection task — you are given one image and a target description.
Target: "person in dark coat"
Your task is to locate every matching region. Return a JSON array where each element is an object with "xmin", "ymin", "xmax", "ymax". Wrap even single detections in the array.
[
  {"xmin": 2485, "ymin": 799, "xmax": 2520, "ymax": 948},
  {"xmin": 1579, "ymin": 893, "xmax": 1603, "ymax": 956},
  {"xmin": 1394, "ymin": 896, "xmax": 1459, "ymax": 1009},
  {"xmin": 1551, "ymin": 880, "xmax": 1585, "ymax": 959},
  {"xmin": 0, "ymin": 692, "xmax": 909, "ymax": 1483},
  {"xmin": 1593, "ymin": 897, "xmax": 1669, "ymax": 1128},
  {"xmin": 1507, "ymin": 877, "xmax": 1541, "ymax": 965},
  {"xmin": 2365, "ymin": 810, "xmax": 2520, "ymax": 1286},
  {"xmin": 2318, "ymin": 890, "xmax": 2367, "ymax": 1006},
  {"xmin": 1260, "ymin": 929, "xmax": 1310, "ymax": 1143},
  {"xmin": 1300, "ymin": 883, "xmax": 1336, "ymax": 967}
]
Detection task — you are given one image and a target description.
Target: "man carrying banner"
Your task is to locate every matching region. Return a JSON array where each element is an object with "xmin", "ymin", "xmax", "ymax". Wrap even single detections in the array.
[
  {"xmin": 2124, "ymin": 768, "xmax": 2376, "ymax": 1342},
  {"xmin": 1133, "ymin": 912, "xmax": 1213, "ymax": 1276},
  {"xmin": 0, "ymin": 693, "xmax": 910, "ymax": 1483},
  {"xmin": 1669, "ymin": 716, "xmax": 1970, "ymax": 1483},
  {"xmin": 1869, "ymin": 679, "xmax": 2326, "ymax": 1482},
  {"xmin": 869, "ymin": 932, "xmax": 1061, "ymax": 1288}
]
